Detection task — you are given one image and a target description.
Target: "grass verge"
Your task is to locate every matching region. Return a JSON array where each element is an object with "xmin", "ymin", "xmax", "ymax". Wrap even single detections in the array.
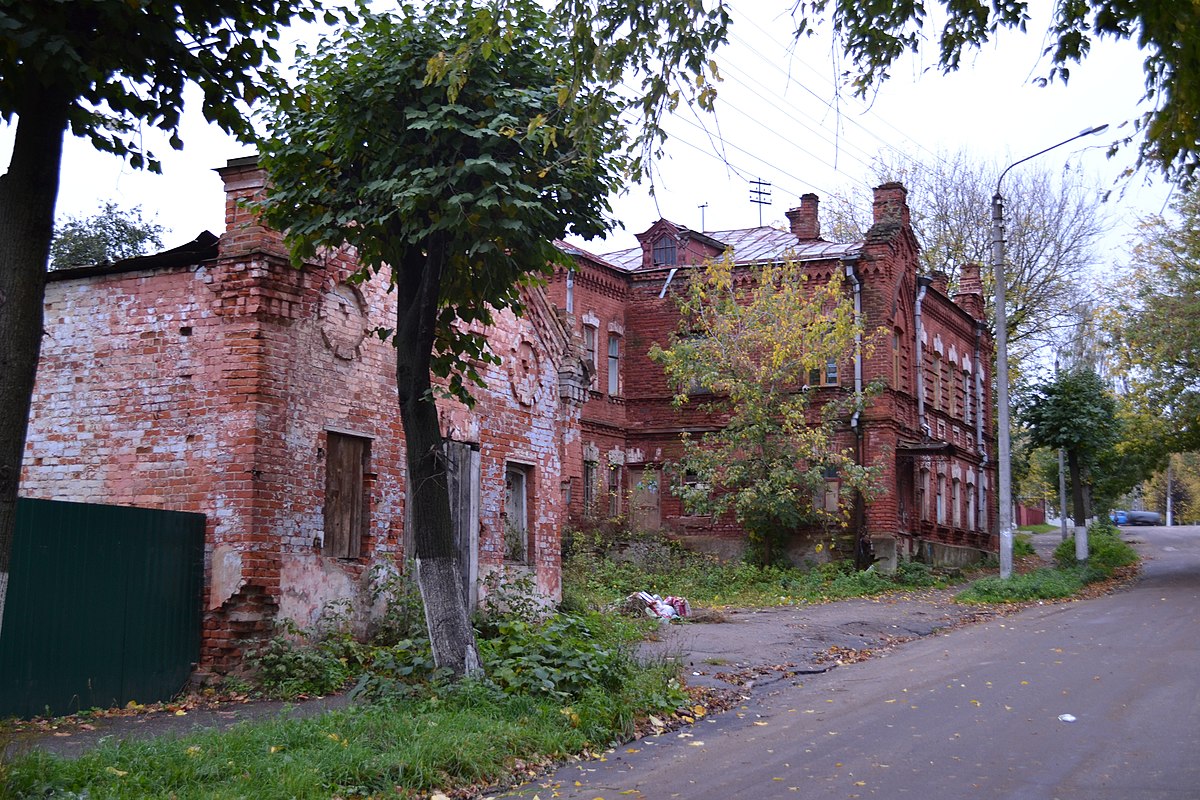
[
  {"xmin": 957, "ymin": 520, "xmax": 1138, "ymax": 604},
  {"xmin": 3, "ymin": 606, "xmax": 686, "ymax": 799},
  {"xmin": 562, "ymin": 544, "xmax": 950, "ymax": 611}
]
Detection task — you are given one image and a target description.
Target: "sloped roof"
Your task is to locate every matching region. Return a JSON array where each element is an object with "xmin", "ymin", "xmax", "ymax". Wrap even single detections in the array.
[
  {"xmin": 48, "ymin": 231, "xmax": 220, "ymax": 281},
  {"xmin": 600, "ymin": 224, "xmax": 862, "ymax": 272}
]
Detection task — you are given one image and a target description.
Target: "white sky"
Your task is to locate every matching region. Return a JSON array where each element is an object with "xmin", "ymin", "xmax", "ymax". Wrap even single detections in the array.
[{"xmin": 3, "ymin": 2, "xmax": 1173, "ymax": 270}]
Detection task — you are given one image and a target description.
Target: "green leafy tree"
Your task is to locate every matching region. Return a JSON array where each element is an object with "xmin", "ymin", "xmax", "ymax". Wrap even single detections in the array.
[
  {"xmin": 257, "ymin": 2, "xmax": 629, "ymax": 675},
  {"xmin": 1022, "ymin": 367, "xmax": 1121, "ymax": 531},
  {"xmin": 50, "ymin": 202, "xmax": 165, "ymax": 269},
  {"xmin": 650, "ymin": 255, "xmax": 879, "ymax": 566},
  {"xmin": 1108, "ymin": 192, "xmax": 1200, "ymax": 452},
  {"xmin": 790, "ymin": 0, "xmax": 1200, "ymax": 185},
  {"xmin": 0, "ymin": 0, "xmax": 318, "ymax": 637}
]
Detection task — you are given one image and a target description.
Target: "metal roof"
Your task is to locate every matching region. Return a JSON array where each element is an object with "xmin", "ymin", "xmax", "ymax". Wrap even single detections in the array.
[{"xmin": 599, "ymin": 224, "xmax": 862, "ymax": 272}]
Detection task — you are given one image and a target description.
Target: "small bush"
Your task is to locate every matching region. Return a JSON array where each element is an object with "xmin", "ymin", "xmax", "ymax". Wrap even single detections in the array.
[
  {"xmin": 249, "ymin": 634, "xmax": 350, "ymax": 699},
  {"xmin": 1053, "ymin": 522, "xmax": 1138, "ymax": 573},
  {"xmin": 1013, "ymin": 534, "xmax": 1037, "ymax": 557},
  {"xmin": 957, "ymin": 568, "xmax": 1086, "ymax": 603},
  {"xmin": 478, "ymin": 613, "xmax": 631, "ymax": 701}
]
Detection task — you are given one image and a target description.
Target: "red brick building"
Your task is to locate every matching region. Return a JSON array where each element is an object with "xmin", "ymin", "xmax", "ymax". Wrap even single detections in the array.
[
  {"xmin": 22, "ymin": 162, "xmax": 995, "ymax": 672},
  {"xmin": 22, "ymin": 158, "xmax": 587, "ymax": 672},
  {"xmin": 548, "ymin": 184, "xmax": 997, "ymax": 567}
]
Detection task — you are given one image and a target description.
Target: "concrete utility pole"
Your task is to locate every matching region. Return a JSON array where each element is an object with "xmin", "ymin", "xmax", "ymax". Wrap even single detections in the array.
[
  {"xmin": 1055, "ymin": 355, "xmax": 1069, "ymax": 542},
  {"xmin": 992, "ymin": 124, "xmax": 1108, "ymax": 579}
]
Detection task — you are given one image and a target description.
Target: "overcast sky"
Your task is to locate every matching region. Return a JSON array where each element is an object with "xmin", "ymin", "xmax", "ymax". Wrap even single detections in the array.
[{"xmin": 3, "ymin": 1, "xmax": 1173, "ymax": 270}]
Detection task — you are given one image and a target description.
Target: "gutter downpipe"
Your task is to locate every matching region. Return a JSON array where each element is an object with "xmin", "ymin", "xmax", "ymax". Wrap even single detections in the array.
[
  {"xmin": 844, "ymin": 257, "xmax": 869, "ymax": 568},
  {"xmin": 914, "ymin": 275, "xmax": 934, "ymax": 439},
  {"xmin": 974, "ymin": 321, "xmax": 987, "ymax": 533}
]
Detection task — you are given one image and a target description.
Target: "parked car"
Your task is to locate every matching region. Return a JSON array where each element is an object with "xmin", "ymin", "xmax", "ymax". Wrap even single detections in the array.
[
  {"xmin": 1127, "ymin": 509, "xmax": 1162, "ymax": 526},
  {"xmin": 1110, "ymin": 509, "xmax": 1129, "ymax": 525}
]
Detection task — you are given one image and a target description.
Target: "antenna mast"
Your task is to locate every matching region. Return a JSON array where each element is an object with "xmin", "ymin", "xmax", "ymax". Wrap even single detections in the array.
[{"xmin": 749, "ymin": 178, "xmax": 771, "ymax": 226}]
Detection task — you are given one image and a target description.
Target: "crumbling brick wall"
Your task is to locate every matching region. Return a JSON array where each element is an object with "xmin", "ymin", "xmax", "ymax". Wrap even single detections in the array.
[{"xmin": 23, "ymin": 158, "xmax": 579, "ymax": 673}]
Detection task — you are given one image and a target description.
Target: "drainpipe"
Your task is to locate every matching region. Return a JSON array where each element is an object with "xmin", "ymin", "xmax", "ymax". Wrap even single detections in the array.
[
  {"xmin": 914, "ymin": 275, "xmax": 934, "ymax": 439},
  {"xmin": 658, "ymin": 267, "xmax": 679, "ymax": 299},
  {"xmin": 844, "ymin": 257, "xmax": 870, "ymax": 568},
  {"xmin": 565, "ymin": 268, "xmax": 575, "ymax": 313},
  {"xmin": 974, "ymin": 321, "xmax": 987, "ymax": 533},
  {"xmin": 844, "ymin": 258, "xmax": 864, "ymax": 427}
]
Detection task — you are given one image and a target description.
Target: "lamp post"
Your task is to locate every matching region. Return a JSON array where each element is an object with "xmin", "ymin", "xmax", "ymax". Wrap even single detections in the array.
[{"xmin": 992, "ymin": 124, "xmax": 1108, "ymax": 579}]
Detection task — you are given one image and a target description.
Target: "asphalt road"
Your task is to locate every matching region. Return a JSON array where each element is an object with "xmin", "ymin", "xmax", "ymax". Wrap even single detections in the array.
[{"xmin": 507, "ymin": 526, "xmax": 1200, "ymax": 799}]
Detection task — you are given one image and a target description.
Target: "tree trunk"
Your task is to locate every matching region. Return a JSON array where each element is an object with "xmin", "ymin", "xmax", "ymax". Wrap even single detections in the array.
[
  {"xmin": 393, "ymin": 243, "xmax": 481, "ymax": 678},
  {"xmin": 1067, "ymin": 449, "xmax": 1089, "ymax": 562},
  {"xmin": 0, "ymin": 102, "xmax": 69, "ymax": 638}
]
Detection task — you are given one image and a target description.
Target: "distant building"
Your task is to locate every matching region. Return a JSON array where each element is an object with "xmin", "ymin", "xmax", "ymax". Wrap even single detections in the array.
[{"xmin": 548, "ymin": 186, "xmax": 997, "ymax": 568}]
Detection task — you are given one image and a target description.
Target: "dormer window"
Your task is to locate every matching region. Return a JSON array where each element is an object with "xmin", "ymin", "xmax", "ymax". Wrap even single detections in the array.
[{"xmin": 652, "ymin": 235, "xmax": 677, "ymax": 266}]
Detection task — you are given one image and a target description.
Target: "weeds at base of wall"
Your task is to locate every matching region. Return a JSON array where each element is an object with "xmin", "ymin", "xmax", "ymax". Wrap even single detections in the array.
[{"xmin": 561, "ymin": 521, "xmax": 955, "ymax": 612}]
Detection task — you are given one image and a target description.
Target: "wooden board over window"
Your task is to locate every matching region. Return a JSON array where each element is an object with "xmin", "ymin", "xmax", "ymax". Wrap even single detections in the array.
[{"xmin": 324, "ymin": 432, "xmax": 369, "ymax": 559}]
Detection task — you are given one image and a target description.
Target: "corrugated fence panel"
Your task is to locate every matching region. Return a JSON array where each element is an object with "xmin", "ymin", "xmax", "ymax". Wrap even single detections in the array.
[{"xmin": 0, "ymin": 498, "xmax": 205, "ymax": 719}]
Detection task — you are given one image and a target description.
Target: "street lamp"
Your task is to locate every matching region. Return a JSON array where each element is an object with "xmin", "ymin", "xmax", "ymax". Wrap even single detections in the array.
[{"xmin": 992, "ymin": 124, "xmax": 1108, "ymax": 579}]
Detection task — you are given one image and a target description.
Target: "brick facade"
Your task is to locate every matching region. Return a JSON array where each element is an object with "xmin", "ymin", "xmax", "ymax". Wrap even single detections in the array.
[
  {"xmin": 23, "ymin": 159, "xmax": 584, "ymax": 673},
  {"xmin": 548, "ymin": 182, "xmax": 998, "ymax": 566},
  {"xmin": 22, "ymin": 161, "xmax": 996, "ymax": 672}
]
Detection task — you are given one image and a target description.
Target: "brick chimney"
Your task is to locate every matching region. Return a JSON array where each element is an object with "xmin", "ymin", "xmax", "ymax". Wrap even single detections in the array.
[
  {"xmin": 871, "ymin": 182, "xmax": 910, "ymax": 227},
  {"xmin": 785, "ymin": 193, "xmax": 820, "ymax": 240},
  {"xmin": 930, "ymin": 270, "xmax": 949, "ymax": 296},
  {"xmin": 215, "ymin": 155, "xmax": 280, "ymax": 258},
  {"xmin": 954, "ymin": 262, "xmax": 986, "ymax": 320}
]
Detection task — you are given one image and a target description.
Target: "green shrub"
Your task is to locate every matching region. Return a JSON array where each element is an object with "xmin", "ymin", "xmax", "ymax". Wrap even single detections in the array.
[
  {"xmin": 957, "ymin": 568, "xmax": 1086, "ymax": 603},
  {"xmin": 478, "ymin": 613, "xmax": 631, "ymax": 701},
  {"xmin": 1013, "ymin": 534, "xmax": 1036, "ymax": 557},
  {"xmin": 366, "ymin": 561, "xmax": 428, "ymax": 645},
  {"xmin": 1053, "ymin": 523, "xmax": 1138, "ymax": 573},
  {"xmin": 249, "ymin": 634, "xmax": 350, "ymax": 699}
]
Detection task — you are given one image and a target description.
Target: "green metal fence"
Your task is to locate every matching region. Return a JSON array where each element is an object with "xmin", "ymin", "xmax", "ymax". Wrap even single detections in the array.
[{"xmin": 0, "ymin": 498, "xmax": 205, "ymax": 719}]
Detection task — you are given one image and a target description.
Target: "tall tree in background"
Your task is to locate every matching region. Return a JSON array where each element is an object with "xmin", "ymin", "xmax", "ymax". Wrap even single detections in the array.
[
  {"xmin": 1108, "ymin": 192, "xmax": 1200, "ymax": 453},
  {"xmin": 790, "ymin": 0, "xmax": 1200, "ymax": 186},
  {"xmin": 1022, "ymin": 367, "xmax": 1121, "ymax": 535},
  {"xmin": 0, "ymin": 0, "xmax": 318, "ymax": 637},
  {"xmin": 822, "ymin": 151, "xmax": 1108, "ymax": 386},
  {"xmin": 649, "ymin": 255, "xmax": 878, "ymax": 566},
  {"xmin": 50, "ymin": 202, "xmax": 165, "ymax": 269},
  {"xmin": 258, "ymin": 0, "xmax": 711, "ymax": 674}
]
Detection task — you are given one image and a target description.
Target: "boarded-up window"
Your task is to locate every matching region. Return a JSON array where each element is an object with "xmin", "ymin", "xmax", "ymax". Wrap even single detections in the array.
[{"xmin": 324, "ymin": 432, "xmax": 369, "ymax": 559}]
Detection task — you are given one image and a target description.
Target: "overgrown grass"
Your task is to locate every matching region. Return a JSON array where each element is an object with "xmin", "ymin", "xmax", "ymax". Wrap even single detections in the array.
[
  {"xmin": 4, "ymin": 578, "xmax": 685, "ymax": 799},
  {"xmin": 5, "ymin": 680, "xmax": 668, "ymax": 799},
  {"xmin": 1018, "ymin": 522, "xmax": 1058, "ymax": 534},
  {"xmin": 562, "ymin": 528, "xmax": 949, "ymax": 611},
  {"xmin": 957, "ymin": 521, "xmax": 1137, "ymax": 604}
]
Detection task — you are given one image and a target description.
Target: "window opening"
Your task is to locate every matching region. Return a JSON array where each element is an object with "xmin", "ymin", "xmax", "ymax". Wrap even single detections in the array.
[
  {"xmin": 583, "ymin": 325, "xmax": 597, "ymax": 387},
  {"xmin": 504, "ymin": 464, "xmax": 531, "ymax": 563},
  {"xmin": 607, "ymin": 334, "xmax": 620, "ymax": 395},
  {"xmin": 583, "ymin": 460, "xmax": 597, "ymax": 515},
  {"xmin": 652, "ymin": 235, "xmax": 677, "ymax": 266}
]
